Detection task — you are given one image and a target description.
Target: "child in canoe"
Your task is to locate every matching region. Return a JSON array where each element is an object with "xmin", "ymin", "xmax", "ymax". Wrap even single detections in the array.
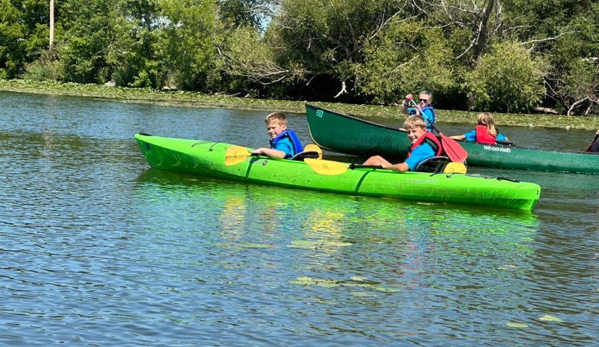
[
  {"xmin": 402, "ymin": 90, "xmax": 436, "ymax": 132},
  {"xmin": 450, "ymin": 112, "xmax": 509, "ymax": 144},
  {"xmin": 362, "ymin": 115, "xmax": 442, "ymax": 172},
  {"xmin": 252, "ymin": 112, "xmax": 304, "ymax": 159}
]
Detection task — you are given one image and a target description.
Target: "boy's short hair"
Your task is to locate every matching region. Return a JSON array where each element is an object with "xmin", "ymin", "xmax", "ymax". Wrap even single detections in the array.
[
  {"xmin": 265, "ymin": 112, "xmax": 287, "ymax": 125},
  {"xmin": 418, "ymin": 90, "xmax": 433, "ymax": 101},
  {"xmin": 404, "ymin": 115, "xmax": 427, "ymax": 130}
]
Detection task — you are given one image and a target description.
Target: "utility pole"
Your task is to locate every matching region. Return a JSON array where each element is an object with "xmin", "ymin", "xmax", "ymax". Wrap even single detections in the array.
[{"xmin": 50, "ymin": 0, "xmax": 54, "ymax": 47}]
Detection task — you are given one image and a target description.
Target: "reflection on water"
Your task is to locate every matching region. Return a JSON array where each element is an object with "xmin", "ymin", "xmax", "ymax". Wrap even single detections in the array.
[{"xmin": 134, "ymin": 169, "xmax": 540, "ymax": 296}]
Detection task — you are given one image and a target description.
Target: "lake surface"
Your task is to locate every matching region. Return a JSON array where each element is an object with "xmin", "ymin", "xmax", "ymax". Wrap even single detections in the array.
[{"xmin": 0, "ymin": 91, "xmax": 597, "ymax": 346}]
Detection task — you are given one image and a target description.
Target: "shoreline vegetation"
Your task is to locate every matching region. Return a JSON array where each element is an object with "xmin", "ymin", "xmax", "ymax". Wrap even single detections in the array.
[{"xmin": 2, "ymin": 79, "xmax": 598, "ymax": 130}]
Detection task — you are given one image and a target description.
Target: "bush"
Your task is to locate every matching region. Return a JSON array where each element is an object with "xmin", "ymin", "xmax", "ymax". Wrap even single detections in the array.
[{"xmin": 465, "ymin": 41, "xmax": 546, "ymax": 113}]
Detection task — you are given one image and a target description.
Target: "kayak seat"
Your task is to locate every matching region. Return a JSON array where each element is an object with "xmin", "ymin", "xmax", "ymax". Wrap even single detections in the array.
[
  {"xmin": 291, "ymin": 151, "xmax": 321, "ymax": 161},
  {"xmin": 416, "ymin": 156, "xmax": 450, "ymax": 173}
]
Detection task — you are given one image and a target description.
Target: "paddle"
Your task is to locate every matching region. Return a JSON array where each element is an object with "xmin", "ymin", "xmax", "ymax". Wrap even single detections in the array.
[
  {"xmin": 585, "ymin": 134, "xmax": 599, "ymax": 153},
  {"xmin": 305, "ymin": 158, "xmax": 466, "ymax": 175},
  {"xmin": 444, "ymin": 162, "xmax": 467, "ymax": 174},
  {"xmin": 304, "ymin": 144, "xmax": 323, "ymax": 159},
  {"xmin": 224, "ymin": 145, "xmax": 255, "ymax": 166},
  {"xmin": 408, "ymin": 99, "xmax": 468, "ymax": 163},
  {"xmin": 304, "ymin": 158, "xmax": 382, "ymax": 175}
]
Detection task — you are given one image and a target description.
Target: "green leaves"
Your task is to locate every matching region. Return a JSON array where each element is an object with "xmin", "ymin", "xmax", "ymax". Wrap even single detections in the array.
[{"xmin": 464, "ymin": 42, "xmax": 546, "ymax": 113}]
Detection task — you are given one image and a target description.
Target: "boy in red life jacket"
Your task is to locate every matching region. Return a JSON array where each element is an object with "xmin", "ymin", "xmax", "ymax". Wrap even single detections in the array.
[
  {"xmin": 450, "ymin": 112, "xmax": 508, "ymax": 144},
  {"xmin": 252, "ymin": 112, "xmax": 304, "ymax": 159},
  {"xmin": 362, "ymin": 115, "xmax": 442, "ymax": 172}
]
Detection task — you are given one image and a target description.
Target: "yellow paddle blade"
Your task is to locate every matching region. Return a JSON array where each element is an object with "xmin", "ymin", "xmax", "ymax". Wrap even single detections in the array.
[
  {"xmin": 443, "ymin": 162, "xmax": 467, "ymax": 174},
  {"xmin": 225, "ymin": 146, "xmax": 251, "ymax": 166},
  {"xmin": 304, "ymin": 144, "xmax": 323, "ymax": 159},
  {"xmin": 304, "ymin": 158, "xmax": 350, "ymax": 175}
]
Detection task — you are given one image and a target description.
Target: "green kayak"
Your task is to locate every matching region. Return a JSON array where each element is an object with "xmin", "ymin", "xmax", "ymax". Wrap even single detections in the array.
[
  {"xmin": 306, "ymin": 104, "xmax": 599, "ymax": 174},
  {"xmin": 134, "ymin": 133, "xmax": 541, "ymax": 210}
]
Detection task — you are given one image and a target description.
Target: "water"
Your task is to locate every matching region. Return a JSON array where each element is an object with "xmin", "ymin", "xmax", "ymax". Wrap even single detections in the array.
[{"xmin": 0, "ymin": 91, "xmax": 597, "ymax": 346}]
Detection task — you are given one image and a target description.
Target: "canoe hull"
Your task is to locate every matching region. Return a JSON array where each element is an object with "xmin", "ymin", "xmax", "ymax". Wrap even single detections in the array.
[
  {"xmin": 306, "ymin": 104, "xmax": 599, "ymax": 174},
  {"xmin": 135, "ymin": 133, "xmax": 541, "ymax": 210}
]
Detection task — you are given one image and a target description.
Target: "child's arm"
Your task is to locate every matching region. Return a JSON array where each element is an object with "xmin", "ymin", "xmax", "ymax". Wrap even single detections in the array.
[{"xmin": 251, "ymin": 148, "xmax": 286, "ymax": 159}]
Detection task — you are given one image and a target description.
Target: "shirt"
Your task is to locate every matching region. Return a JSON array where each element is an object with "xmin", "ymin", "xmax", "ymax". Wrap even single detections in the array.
[
  {"xmin": 273, "ymin": 137, "xmax": 294, "ymax": 158},
  {"xmin": 405, "ymin": 143, "xmax": 436, "ymax": 171}
]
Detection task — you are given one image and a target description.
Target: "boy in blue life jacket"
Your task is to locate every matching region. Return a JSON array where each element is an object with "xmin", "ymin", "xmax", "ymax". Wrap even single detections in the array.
[
  {"xmin": 402, "ymin": 90, "xmax": 436, "ymax": 132},
  {"xmin": 251, "ymin": 112, "xmax": 304, "ymax": 159},
  {"xmin": 362, "ymin": 115, "xmax": 442, "ymax": 172}
]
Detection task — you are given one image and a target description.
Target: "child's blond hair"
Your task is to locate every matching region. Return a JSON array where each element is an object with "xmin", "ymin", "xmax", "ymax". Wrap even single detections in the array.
[
  {"xmin": 265, "ymin": 112, "xmax": 287, "ymax": 126},
  {"xmin": 404, "ymin": 115, "xmax": 427, "ymax": 130},
  {"xmin": 477, "ymin": 112, "xmax": 498, "ymax": 137}
]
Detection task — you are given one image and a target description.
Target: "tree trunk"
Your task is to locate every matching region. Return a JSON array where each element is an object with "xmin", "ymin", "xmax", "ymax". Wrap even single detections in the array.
[{"xmin": 474, "ymin": 0, "xmax": 496, "ymax": 62}]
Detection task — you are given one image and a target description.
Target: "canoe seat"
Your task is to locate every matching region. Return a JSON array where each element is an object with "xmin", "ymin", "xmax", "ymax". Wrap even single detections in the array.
[
  {"xmin": 416, "ymin": 156, "xmax": 450, "ymax": 173},
  {"xmin": 291, "ymin": 151, "xmax": 321, "ymax": 161}
]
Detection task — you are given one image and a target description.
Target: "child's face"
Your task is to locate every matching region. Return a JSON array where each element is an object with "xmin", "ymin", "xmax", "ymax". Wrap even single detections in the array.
[
  {"xmin": 418, "ymin": 93, "xmax": 431, "ymax": 107},
  {"xmin": 406, "ymin": 126, "xmax": 426, "ymax": 144},
  {"xmin": 266, "ymin": 120, "xmax": 286, "ymax": 139}
]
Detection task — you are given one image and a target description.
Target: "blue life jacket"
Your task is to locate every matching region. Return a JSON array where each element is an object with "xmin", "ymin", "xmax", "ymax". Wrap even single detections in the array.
[
  {"xmin": 408, "ymin": 106, "xmax": 436, "ymax": 131},
  {"xmin": 270, "ymin": 129, "xmax": 304, "ymax": 157}
]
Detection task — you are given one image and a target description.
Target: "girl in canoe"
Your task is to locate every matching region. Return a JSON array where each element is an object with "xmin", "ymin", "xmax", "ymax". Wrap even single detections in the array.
[
  {"xmin": 402, "ymin": 90, "xmax": 435, "ymax": 131},
  {"xmin": 450, "ymin": 112, "xmax": 509, "ymax": 145},
  {"xmin": 252, "ymin": 112, "xmax": 304, "ymax": 159},
  {"xmin": 362, "ymin": 115, "xmax": 442, "ymax": 172}
]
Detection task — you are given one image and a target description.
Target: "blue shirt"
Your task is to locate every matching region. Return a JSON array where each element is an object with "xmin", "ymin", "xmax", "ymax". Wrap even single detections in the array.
[
  {"xmin": 463, "ymin": 130, "xmax": 507, "ymax": 142},
  {"xmin": 405, "ymin": 143, "xmax": 435, "ymax": 171},
  {"xmin": 273, "ymin": 137, "xmax": 294, "ymax": 158},
  {"xmin": 408, "ymin": 107, "xmax": 435, "ymax": 131}
]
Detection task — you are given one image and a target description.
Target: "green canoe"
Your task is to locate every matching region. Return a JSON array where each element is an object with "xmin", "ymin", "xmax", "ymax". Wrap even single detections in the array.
[
  {"xmin": 134, "ymin": 133, "xmax": 541, "ymax": 210},
  {"xmin": 306, "ymin": 104, "xmax": 599, "ymax": 174}
]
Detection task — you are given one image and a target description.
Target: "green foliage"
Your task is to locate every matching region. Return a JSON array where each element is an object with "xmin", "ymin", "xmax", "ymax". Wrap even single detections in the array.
[
  {"xmin": 0, "ymin": 0, "xmax": 597, "ymax": 114},
  {"xmin": 358, "ymin": 22, "xmax": 455, "ymax": 104},
  {"xmin": 0, "ymin": 0, "xmax": 52, "ymax": 78},
  {"xmin": 465, "ymin": 41, "xmax": 546, "ymax": 113},
  {"xmin": 58, "ymin": 0, "xmax": 121, "ymax": 83},
  {"xmin": 23, "ymin": 49, "xmax": 63, "ymax": 81},
  {"xmin": 107, "ymin": 1, "xmax": 161, "ymax": 88},
  {"xmin": 219, "ymin": 0, "xmax": 270, "ymax": 31},
  {"xmin": 157, "ymin": 0, "xmax": 220, "ymax": 90}
]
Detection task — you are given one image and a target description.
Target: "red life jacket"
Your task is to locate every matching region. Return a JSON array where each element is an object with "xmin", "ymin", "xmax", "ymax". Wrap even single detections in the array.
[
  {"xmin": 407, "ymin": 131, "xmax": 443, "ymax": 158},
  {"xmin": 475, "ymin": 125, "xmax": 497, "ymax": 144}
]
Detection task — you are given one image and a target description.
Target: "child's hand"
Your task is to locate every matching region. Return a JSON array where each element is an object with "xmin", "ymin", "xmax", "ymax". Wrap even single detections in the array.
[{"xmin": 405, "ymin": 94, "xmax": 414, "ymax": 102}]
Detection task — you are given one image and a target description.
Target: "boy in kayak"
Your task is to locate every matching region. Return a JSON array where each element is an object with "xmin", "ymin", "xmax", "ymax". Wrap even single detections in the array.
[
  {"xmin": 402, "ymin": 90, "xmax": 435, "ymax": 131},
  {"xmin": 362, "ymin": 115, "xmax": 442, "ymax": 172},
  {"xmin": 449, "ymin": 112, "xmax": 509, "ymax": 144},
  {"xmin": 252, "ymin": 112, "xmax": 304, "ymax": 159}
]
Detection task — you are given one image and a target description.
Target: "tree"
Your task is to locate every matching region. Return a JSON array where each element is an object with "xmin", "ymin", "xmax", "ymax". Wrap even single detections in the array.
[
  {"xmin": 157, "ymin": 0, "xmax": 220, "ymax": 90},
  {"xmin": 464, "ymin": 41, "xmax": 546, "ymax": 113},
  {"xmin": 58, "ymin": 0, "xmax": 121, "ymax": 83},
  {"xmin": 0, "ymin": 0, "xmax": 52, "ymax": 78}
]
